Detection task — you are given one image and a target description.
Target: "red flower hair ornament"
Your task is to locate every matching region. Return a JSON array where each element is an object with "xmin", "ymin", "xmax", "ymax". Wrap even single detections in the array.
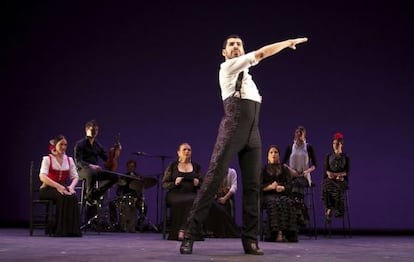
[
  {"xmin": 49, "ymin": 139, "xmax": 55, "ymax": 152},
  {"xmin": 333, "ymin": 132, "xmax": 344, "ymax": 140}
]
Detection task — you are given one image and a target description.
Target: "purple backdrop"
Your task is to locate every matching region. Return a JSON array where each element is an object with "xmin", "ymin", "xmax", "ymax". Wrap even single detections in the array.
[{"xmin": 3, "ymin": 1, "xmax": 413, "ymax": 231}]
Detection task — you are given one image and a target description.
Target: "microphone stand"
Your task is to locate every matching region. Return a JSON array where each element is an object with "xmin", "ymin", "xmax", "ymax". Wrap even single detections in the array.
[
  {"xmin": 156, "ymin": 155, "xmax": 168, "ymax": 227},
  {"xmin": 132, "ymin": 152, "xmax": 172, "ymax": 229}
]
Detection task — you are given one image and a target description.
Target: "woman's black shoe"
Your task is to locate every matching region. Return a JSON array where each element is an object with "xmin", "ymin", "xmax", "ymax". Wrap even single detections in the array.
[
  {"xmin": 242, "ymin": 239, "xmax": 264, "ymax": 255},
  {"xmin": 180, "ymin": 237, "xmax": 194, "ymax": 255}
]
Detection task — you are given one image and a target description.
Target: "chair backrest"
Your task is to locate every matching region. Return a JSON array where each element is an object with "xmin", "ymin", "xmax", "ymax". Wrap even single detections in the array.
[
  {"xmin": 29, "ymin": 160, "xmax": 54, "ymax": 236},
  {"xmin": 29, "ymin": 161, "xmax": 45, "ymax": 207},
  {"xmin": 29, "ymin": 160, "xmax": 49, "ymax": 202},
  {"xmin": 29, "ymin": 161, "xmax": 35, "ymax": 203}
]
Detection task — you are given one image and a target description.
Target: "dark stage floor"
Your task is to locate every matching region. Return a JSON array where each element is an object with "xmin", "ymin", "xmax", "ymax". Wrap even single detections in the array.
[{"xmin": 1, "ymin": 228, "xmax": 413, "ymax": 262}]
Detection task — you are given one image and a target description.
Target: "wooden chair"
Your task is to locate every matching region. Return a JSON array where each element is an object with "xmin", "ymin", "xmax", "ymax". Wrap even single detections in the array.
[{"xmin": 29, "ymin": 161, "xmax": 54, "ymax": 236}]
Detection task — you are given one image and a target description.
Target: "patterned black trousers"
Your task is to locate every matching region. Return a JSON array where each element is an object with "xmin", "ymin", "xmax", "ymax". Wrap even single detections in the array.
[{"xmin": 185, "ymin": 97, "xmax": 262, "ymax": 242}]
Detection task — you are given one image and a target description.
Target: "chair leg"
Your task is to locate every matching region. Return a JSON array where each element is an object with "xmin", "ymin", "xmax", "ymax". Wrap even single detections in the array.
[
  {"xmin": 80, "ymin": 180, "xmax": 86, "ymax": 226},
  {"xmin": 29, "ymin": 201, "xmax": 34, "ymax": 236},
  {"xmin": 46, "ymin": 201, "xmax": 54, "ymax": 236},
  {"xmin": 304, "ymin": 185, "xmax": 317, "ymax": 240},
  {"xmin": 308, "ymin": 185, "xmax": 317, "ymax": 239},
  {"xmin": 162, "ymin": 205, "xmax": 166, "ymax": 239},
  {"xmin": 29, "ymin": 161, "xmax": 34, "ymax": 236},
  {"xmin": 259, "ymin": 208, "xmax": 264, "ymax": 241},
  {"xmin": 324, "ymin": 210, "xmax": 332, "ymax": 238},
  {"xmin": 343, "ymin": 191, "xmax": 352, "ymax": 238},
  {"xmin": 324, "ymin": 191, "xmax": 351, "ymax": 239}
]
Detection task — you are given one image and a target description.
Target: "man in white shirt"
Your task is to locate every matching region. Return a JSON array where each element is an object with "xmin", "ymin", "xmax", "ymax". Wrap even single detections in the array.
[{"xmin": 180, "ymin": 34, "xmax": 308, "ymax": 255}]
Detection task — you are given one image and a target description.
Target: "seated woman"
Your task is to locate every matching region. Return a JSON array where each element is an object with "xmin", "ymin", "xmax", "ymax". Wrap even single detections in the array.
[
  {"xmin": 39, "ymin": 134, "xmax": 82, "ymax": 237},
  {"xmin": 322, "ymin": 132, "xmax": 350, "ymax": 222},
  {"xmin": 162, "ymin": 143, "xmax": 203, "ymax": 241},
  {"xmin": 261, "ymin": 145, "xmax": 298, "ymax": 242}
]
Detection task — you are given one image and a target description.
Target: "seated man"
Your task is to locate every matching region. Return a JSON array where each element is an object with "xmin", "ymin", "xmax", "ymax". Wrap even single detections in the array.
[
  {"xmin": 110, "ymin": 159, "xmax": 148, "ymax": 232},
  {"xmin": 74, "ymin": 120, "xmax": 118, "ymax": 221},
  {"xmin": 216, "ymin": 167, "xmax": 237, "ymax": 219},
  {"xmin": 203, "ymin": 167, "xmax": 240, "ymax": 238}
]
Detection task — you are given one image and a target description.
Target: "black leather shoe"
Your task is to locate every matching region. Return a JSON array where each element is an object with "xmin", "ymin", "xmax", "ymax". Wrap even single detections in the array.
[
  {"xmin": 85, "ymin": 194, "xmax": 97, "ymax": 206},
  {"xmin": 180, "ymin": 237, "xmax": 194, "ymax": 255},
  {"xmin": 242, "ymin": 240, "xmax": 264, "ymax": 255}
]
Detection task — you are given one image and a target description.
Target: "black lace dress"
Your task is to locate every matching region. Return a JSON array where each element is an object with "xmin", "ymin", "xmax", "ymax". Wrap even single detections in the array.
[
  {"xmin": 261, "ymin": 163, "xmax": 296, "ymax": 241},
  {"xmin": 322, "ymin": 152, "xmax": 350, "ymax": 217}
]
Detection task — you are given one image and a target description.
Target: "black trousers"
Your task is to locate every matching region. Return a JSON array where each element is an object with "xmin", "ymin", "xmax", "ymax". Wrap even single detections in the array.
[
  {"xmin": 78, "ymin": 167, "xmax": 118, "ymax": 199},
  {"xmin": 185, "ymin": 97, "xmax": 261, "ymax": 242}
]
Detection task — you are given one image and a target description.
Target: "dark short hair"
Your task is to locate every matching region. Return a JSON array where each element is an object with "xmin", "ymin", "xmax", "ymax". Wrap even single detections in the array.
[
  {"xmin": 222, "ymin": 34, "xmax": 244, "ymax": 49},
  {"xmin": 85, "ymin": 119, "xmax": 99, "ymax": 128},
  {"xmin": 126, "ymin": 159, "xmax": 136, "ymax": 167}
]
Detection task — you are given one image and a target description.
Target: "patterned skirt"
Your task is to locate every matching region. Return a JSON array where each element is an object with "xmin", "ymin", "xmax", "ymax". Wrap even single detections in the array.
[{"xmin": 263, "ymin": 194, "xmax": 297, "ymax": 232}]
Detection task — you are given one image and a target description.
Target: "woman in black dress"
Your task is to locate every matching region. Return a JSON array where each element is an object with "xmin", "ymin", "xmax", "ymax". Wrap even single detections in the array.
[
  {"xmin": 261, "ymin": 145, "xmax": 298, "ymax": 242},
  {"xmin": 322, "ymin": 133, "xmax": 350, "ymax": 222},
  {"xmin": 162, "ymin": 143, "xmax": 203, "ymax": 240}
]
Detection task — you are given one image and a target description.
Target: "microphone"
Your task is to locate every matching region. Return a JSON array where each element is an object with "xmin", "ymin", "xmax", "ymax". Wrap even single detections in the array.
[{"xmin": 132, "ymin": 151, "xmax": 148, "ymax": 156}]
